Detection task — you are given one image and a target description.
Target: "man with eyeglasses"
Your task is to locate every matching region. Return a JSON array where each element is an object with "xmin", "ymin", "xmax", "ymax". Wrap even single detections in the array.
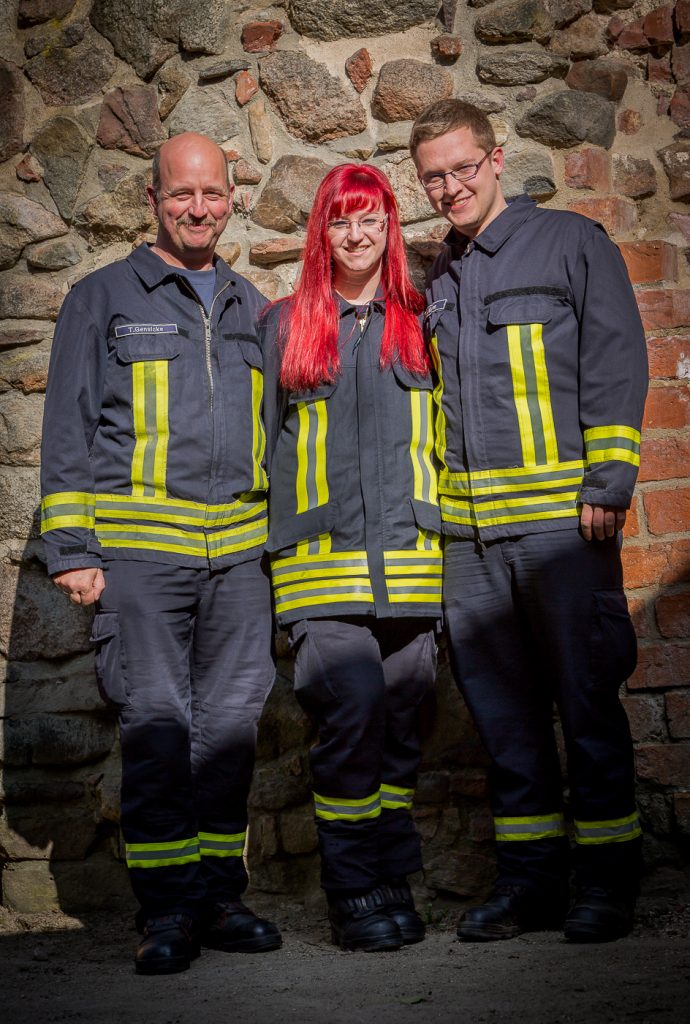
[{"xmin": 410, "ymin": 100, "xmax": 648, "ymax": 943}]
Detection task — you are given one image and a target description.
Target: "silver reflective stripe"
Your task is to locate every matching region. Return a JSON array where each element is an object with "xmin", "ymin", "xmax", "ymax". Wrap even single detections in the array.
[
  {"xmin": 574, "ymin": 813, "xmax": 642, "ymax": 845},
  {"xmin": 494, "ymin": 814, "xmax": 565, "ymax": 841}
]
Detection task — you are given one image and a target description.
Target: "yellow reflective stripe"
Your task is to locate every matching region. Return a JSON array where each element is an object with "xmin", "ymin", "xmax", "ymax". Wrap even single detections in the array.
[
  {"xmin": 584, "ymin": 425, "xmax": 641, "ymax": 442},
  {"xmin": 314, "ymin": 790, "xmax": 381, "ymax": 821},
  {"xmin": 574, "ymin": 812, "xmax": 642, "ymax": 846},
  {"xmin": 250, "ymin": 366, "xmax": 268, "ymax": 491},
  {"xmin": 530, "ymin": 323, "xmax": 559, "ymax": 463},
  {"xmin": 507, "ymin": 324, "xmax": 536, "ymax": 465},
  {"xmin": 295, "ymin": 403, "xmax": 310, "ymax": 513},
  {"xmin": 40, "ymin": 491, "xmax": 96, "ymax": 532},
  {"xmin": 199, "ymin": 830, "xmax": 246, "ymax": 858},
  {"xmin": 409, "ymin": 389, "xmax": 439, "ymax": 549},
  {"xmin": 125, "ymin": 836, "xmax": 200, "ymax": 868},
  {"xmin": 296, "ymin": 399, "xmax": 329, "ymax": 513},
  {"xmin": 381, "ymin": 784, "xmax": 414, "ymax": 810},
  {"xmin": 130, "ymin": 360, "xmax": 170, "ymax": 498},
  {"xmin": 410, "ymin": 389, "xmax": 424, "ymax": 500},
  {"xmin": 153, "ymin": 358, "xmax": 169, "ymax": 497},
  {"xmin": 429, "ymin": 334, "xmax": 448, "ymax": 471},
  {"xmin": 131, "ymin": 361, "xmax": 147, "ymax": 497},
  {"xmin": 586, "ymin": 447, "xmax": 640, "ymax": 466},
  {"xmin": 95, "ymin": 492, "xmax": 265, "ymax": 526},
  {"xmin": 440, "ymin": 499, "xmax": 579, "ymax": 528},
  {"xmin": 494, "ymin": 813, "xmax": 566, "ymax": 842},
  {"xmin": 314, "ymin": 400, "xmax": 328, "ymax": 506},
  {"xmin": 277, "ymin": 592, "xmax": 374, "ymax": 613},
  {"xmin": 441, "ymin": 461, "xmax": 585, "ymax": 485}
]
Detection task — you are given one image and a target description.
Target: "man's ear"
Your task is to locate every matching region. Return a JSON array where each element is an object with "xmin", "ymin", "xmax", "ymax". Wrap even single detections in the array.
[
  {"xmin": 146, "ymin": 184, "xmax": 159, "ymax": 218},
  {"xmin": 491, "ymin": 147, "xmax": 505, "ymax": 179}
]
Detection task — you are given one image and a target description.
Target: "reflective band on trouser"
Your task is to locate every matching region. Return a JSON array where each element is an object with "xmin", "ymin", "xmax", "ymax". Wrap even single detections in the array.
[
  {"xmin": 314, "ymin": 790, "xmax": 381, "ymax": 822},
  {"xmin": 574, "ymin": 812, "xmax": 642, "ymax": 845},
  {"xmin": 584, "ymin": 425, "xmax": 641, "ymax": 467},
  {"xmin": 131, "ymin": 359, "xmax": 170, "ymax": 498},
  {"xmin": 40, "ymin": 491, "xmax": 95, "ymax": 533},
  {"xmin": 507, "ymin": 323, "xmax": 559, "ymax": 467},
  {"xmin": 429, "ymin": 334, "xmax": 448, "ymax": 473},
  {"xmin": 384, "ymin": 549, "xmax": 442, "ymax": 605},
  {"xmin": 199, "ymin": 830, "xmax": 246, "ymax": 858},
  {"xmin": 250, "ymin": 366, "xmax": 268, "ymax": 491},
  {"xmin": 125, "ymin": 836, "xmax": 200, "ymax": 869},
  {"xmin": 409, "ymin": 388, "xmax": 439, "ymax": 550},
  {"xmin": 271, "ymin": 551, "xmax": 374, "ymax": 615},
  {"xmin": 494, "ymin": 814, "xmax": 566, "ymax": 842},
  {"xmin": 439, "ymin": 462, "xmax": 584, "ymax": 529},
  {"xmin": 381, "ymin": 784, "xmax": 414, "ymax": 811}
]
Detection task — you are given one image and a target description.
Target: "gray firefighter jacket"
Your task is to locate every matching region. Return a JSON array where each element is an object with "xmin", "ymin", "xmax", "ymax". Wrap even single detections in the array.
[
  {"xmin": 424, "ymin": 195, "xmax": 649, "ymax": 541},
  {"xmin": 261, "ymin": 297, "xmax": 442, "ymax": 627},
  {"xmin": 40, "ymin": 244, "xmax": 269, "ymax": 575}
]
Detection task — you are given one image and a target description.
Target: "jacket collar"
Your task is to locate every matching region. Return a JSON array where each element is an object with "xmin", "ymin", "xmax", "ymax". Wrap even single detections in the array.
[
  {"xmin": 335, "ymin": 290, "xmax": 386, "ymax": 318},
  {"xmin": 127, "ymin": 243, "xmax": 236, "ymax": 291},
  {"xmin": 443, "ymin": 194, "xmax": 537, "ymax": 257}
]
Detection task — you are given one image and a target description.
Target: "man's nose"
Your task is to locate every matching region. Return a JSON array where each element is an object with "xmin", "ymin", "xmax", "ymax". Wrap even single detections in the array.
[
  {"xmin": 443, "ymin": 173, "xmax": 465, "ymax": 199},
  {"xmin": 188, "ymin": 193, "xmax": 208, "ymax": 217}
]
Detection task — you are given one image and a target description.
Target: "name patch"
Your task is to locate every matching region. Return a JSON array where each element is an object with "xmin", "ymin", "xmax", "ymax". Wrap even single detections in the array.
[
  {"xmin": 115, "ymin": 323, "xmax": 179, "ymax": 337},
  {"xmin": 423, "ymin": 299, "xmax": 454, "ymax": 322}
]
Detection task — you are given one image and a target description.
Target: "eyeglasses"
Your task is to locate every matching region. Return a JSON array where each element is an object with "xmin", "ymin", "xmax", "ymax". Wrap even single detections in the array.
[
  {"xmin": 327, "ymin": 214, "xmax": 388, "ymax": 237},
  {"xmin": 419, "ymin": 151, "xmax": 493, "ymax": 193}
]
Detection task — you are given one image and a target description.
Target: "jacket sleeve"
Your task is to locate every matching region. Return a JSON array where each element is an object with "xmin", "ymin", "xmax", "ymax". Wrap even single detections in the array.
[
  {"xmin": 40, "ymin": 287, "xmax": 107, "ymax": 576},
  {"xmin": 571, "ymin": 225, "xmax": 648, "ymax": 509}
]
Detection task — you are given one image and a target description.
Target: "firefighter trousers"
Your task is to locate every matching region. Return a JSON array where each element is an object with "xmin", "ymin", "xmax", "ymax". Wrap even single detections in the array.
[
  {"xmin": 289, "ymin": 616, "xmax": 437, "ymax": 894},
  {"xmin": 91, "ymin": 557, "xmax": 275, "ymax": 919},
  {"xmin": 443, "ymin": 529, "xmax": 642, "ymax": 898}
]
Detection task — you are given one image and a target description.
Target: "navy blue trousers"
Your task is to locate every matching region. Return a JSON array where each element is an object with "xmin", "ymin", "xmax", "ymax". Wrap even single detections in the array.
[
  {"xmin": 92, "ymin": 557, "xmax": 275, "ymax": 919},
  {"xmin": 444, "ymin": 529, "xmax": 642, "ymax": 897}
]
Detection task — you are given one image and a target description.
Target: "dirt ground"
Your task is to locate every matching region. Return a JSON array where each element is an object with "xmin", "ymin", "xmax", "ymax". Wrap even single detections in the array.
[{"xmin": 2, "ymin": 887, "xmax": 690, "ymax": 1024}]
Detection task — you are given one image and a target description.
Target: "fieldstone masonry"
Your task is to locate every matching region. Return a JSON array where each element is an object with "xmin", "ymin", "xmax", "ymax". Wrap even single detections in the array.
[{"xmin": 0, "ymin": 0, "xmax": 688, "ymax": 914}]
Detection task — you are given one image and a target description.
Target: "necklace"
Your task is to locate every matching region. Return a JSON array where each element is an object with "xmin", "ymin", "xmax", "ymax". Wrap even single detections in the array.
[{"xmin": 356, "ymin": 302, "xmax": 370, "ymax": 331}]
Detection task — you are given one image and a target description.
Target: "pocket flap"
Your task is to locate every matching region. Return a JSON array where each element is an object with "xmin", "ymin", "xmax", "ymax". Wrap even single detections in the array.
[
  {"xmin": 486, "ymin": 296, "xmax": 556, "ymax": 327},
  {"xmin": 410, "ymin": 497, "xmax": 442, "ymax": 533},
  {"xmin": 267, "ymin": 502, "xmax": 336, "ymax": 553},
  {"xmin": 287, "ymin": 382, "xmax": 337, "ymax": 404},
  {"xmin": 391, "ymin": 361, "xmax": 433, "ymax": 390},
  {"xmin": 115, "ymin": 338, "xmax": 180, "ymax": 363},
  {"xmin": 237, "ymin": 337, "xmax": 263, "ymax": 369},
  {"xmin": 90, "ymin": 610, "xmax": 119, "ymax": 644}
]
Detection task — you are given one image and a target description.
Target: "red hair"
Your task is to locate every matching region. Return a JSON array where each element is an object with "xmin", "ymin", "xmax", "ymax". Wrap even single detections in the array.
[{"xmin": 276, "ymin": 164, "xmax": 427, "ymax": 391}]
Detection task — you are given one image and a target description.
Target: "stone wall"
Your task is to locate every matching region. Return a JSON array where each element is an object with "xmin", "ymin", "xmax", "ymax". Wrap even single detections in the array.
[{"xmin": 0, "ymin": 0, "xmax": 688, "ymax": 913}]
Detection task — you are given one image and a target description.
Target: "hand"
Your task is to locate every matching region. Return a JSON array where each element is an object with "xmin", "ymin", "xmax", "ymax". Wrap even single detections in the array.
[
  {"xmin": 53, "ymin": 567, "xmax": 106, "ymax": 605},
  {"xmin": 580, "ymin": 503, "xmax": 627, "ymax": 542}
]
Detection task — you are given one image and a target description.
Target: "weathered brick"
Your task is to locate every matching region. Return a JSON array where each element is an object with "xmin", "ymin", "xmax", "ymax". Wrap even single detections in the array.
[
  {"xmin": 638, "ymin": 435, "xmax": 690, "ymax": 481},
  {"xmin": 619, "ymin": 241, "xmax": 677, "ymax": 284},
  {"xmin": 241, "ymin": 20, "xmax": 283, "ymax": 53},
  {"xmin": 643, "ymin": 5, "xmax": 675, "ymax": 46},
  {"xmin": 645, "ymin": 488, "xmax": 690, "ymax": 534},
  {"xmin": 665, "ymin": 691, "xmax": 690, "ymax": 737},
  {"xmin": 612, "ymin": 154, "xmax": 657, "ymax": 199},
  {"xmin": 629, "ymin": 642, "xmax": 690, "ymax": 689},
  {"xmin": 673, "ymin": 792, "xmax": 690, "ymax": 835},
  {"xmin": 656, "ymin": 591, "xmax": 690, "ymax": 637},
  {"xmin": 614, "ymin": 17, "xmax": 647, "ymax": 51},
  {"xmin": 622, "ymin": 539, "xmax": 690, "ymax": 587},
  {"xmin": 646, "ymin": 336, "xmax": 690, "ymax": 380},
  {"xmin": 627, "ymin": 594, "xmax": 649, "ymax": 636},
  {"xmin": 635, "ymin": 742, "xmax": 690, "ymax": 786},
  {"xmin": 643, "ymin": 384, "xmax": 690, "ymax": 428},
  {"xmin": 635, "ymin": 289, "xmax": 690, "ymax": 331},
  {"xmin": 623, "ymin": 693, "xmax": 667, "ymax": 743},
  {"xmin": 567, "ymin": 195, "xmax": 637, "ymax": 235},
  {"xmin": 622, "ymin": 495, "xmax": 640, "ymax": 538},
  {"xmin": 678, "ymin": 0, "xmax": 690, "ymax": 41},
  {"xmin": 617, "ymin": 108, "xmax": 642, "ymax": 134},
  {"xmin": 564, "ymin": 147, "xmax": 610, "ymax": 190},
  {"xmin": 648, "ymin": 51, "xmax": 672, "ymax": 83}
]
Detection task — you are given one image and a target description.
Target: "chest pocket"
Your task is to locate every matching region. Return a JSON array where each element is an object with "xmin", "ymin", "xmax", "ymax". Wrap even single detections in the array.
[
  {"xmin": 114, "ymin": 339, "xmax": 180, "ymax": 498},
  {"xmin": 285, "ymin": 382, "xmax": 336, "ymax": 515},
  {"xmin": 234, "ymin": 338, "xmax": 267, "ymax": 491},
  {"xmin": 485, "ymin": 293, "xmax": 567, "ymax": 467}
]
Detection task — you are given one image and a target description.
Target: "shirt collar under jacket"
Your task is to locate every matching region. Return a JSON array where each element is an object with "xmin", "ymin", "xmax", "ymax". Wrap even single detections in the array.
[
  {"xmin": 335, "ymin": 290, "xmax": 386, "ymax": 318},
  {"xmin": 442, "ymin": 192, "xmax": 537, "ymax": 257},
  {"xmin": 126, "ymin": 242, "xmax": 238, "ymax": 294}
]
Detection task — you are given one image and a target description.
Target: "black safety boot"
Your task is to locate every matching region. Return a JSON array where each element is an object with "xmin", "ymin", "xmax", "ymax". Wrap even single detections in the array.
[
  {"xmin": 457, "ymin": 884, "xmax": 568, "ymax": 942},
  {"xmin": 135, "ymin": 914, "xmax": 200, "ymax": 975},
  {"xmin": 564, "ymin": 887, "xmax": 634, "ymax": 942},
  {"xmin": 380, "ymin": 881, "xmax": 426, "ymax": 945},
  {"xmin": 201, "ymin": 900, "xmax": 282, "ymax": 953},
  {"xmin": 328, "ymin": 888, "xmax": 404, "ymax": 952}
]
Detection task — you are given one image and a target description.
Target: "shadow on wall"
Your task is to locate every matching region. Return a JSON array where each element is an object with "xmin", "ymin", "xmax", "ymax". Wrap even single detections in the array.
[{"xmin": 2, "ymin": 526, "xmax": 688, "ymax": 916}]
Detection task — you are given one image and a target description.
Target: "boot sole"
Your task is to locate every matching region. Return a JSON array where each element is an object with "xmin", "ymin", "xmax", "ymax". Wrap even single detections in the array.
[
  {"xmin": 457, "ymin": 922, "xmax": 521, "ymax": 942},
  {"xmin": 201, "ymin": 934, "xmax": 282, "ymax": 954},
  {"xmin": 399, "ymin": 927, "xmax": 426, "ymax": 945},
  {"xmin": 564, "ymin": 922, "xmax": 631, "ymax": 943},
  {"xmin": 330, "ymin": 926, "xmax": 402, "ymax": 952}
]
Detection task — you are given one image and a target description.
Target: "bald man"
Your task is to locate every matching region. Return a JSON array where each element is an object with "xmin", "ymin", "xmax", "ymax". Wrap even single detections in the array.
[{"xmin": 41, "ymin": 133, "xmax": 281, "ymax": 973}]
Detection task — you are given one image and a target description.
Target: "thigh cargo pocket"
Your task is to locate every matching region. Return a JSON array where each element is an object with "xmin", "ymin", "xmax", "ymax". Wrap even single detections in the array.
[
  {"xmin": 589, "ymin": 588, "xmax": 638, "ymax": 687},
  {"xmin": 90, "ymin": 611, "xmax": 128, "ymax": 707}
]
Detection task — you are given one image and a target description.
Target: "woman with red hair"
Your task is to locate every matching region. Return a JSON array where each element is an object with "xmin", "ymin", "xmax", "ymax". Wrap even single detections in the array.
[{"xmin": 261, "ymin": 164, "xmax": 441, "ymax": 952}]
